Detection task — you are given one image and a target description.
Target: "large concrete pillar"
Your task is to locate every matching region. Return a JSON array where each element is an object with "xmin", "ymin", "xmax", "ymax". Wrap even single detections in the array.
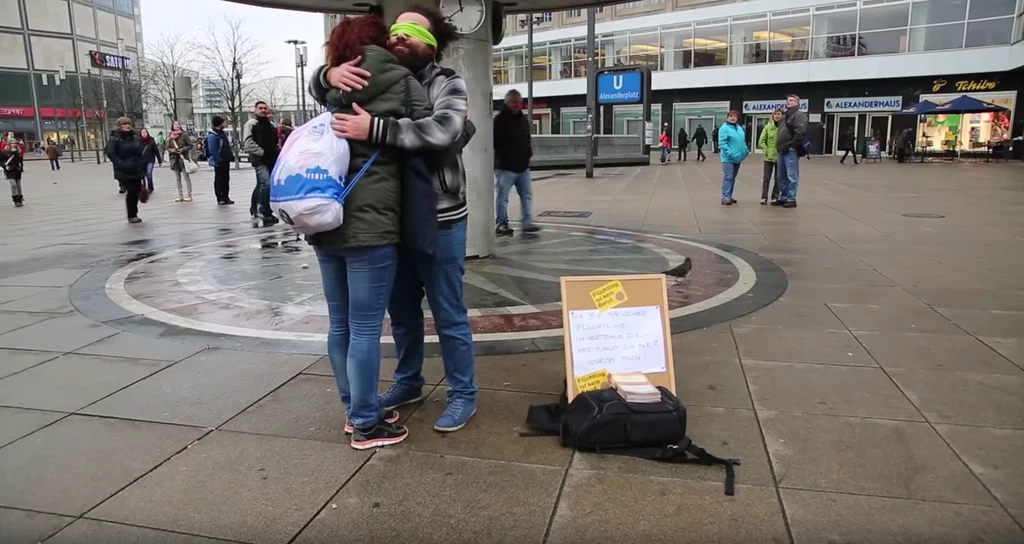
[{"xmin": 379, "ymin": 1, "xmax": 495, "ymax": 258}]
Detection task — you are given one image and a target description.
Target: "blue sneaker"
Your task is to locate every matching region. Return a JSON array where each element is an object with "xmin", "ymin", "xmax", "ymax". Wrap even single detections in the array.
[
  {"xmin": 434, "ymin": 397, "xmax": 477, "ymax": 432},
  {"xmin": 378, "ymin": 383, "xmax": 425, "ymax": 411}
]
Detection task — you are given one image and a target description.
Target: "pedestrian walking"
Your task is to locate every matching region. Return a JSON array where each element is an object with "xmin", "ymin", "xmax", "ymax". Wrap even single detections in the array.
[
  {"xmin": 206, "ymin": 116, "xmax": 235, "ymax": 205},
  {"xmin": 759, "ymin": 109, "xmax": 782, "ymax": 205},
  {"xmin": 318, "ymin": 4, "xmax": 479, "ymax": 435},
  {"xmin": 278, "ymin": 118, "xmax": 295, "ymax": 146},
  {"xmin": 1, "ymin": 138, "xmax": 24, "ymax": 207},
  {"xmin": 659, "ymin": 123, "xmax": 672, "ymax": 164},
  {"xmin": 712, "ymin": 124, "xmax": 720, "ymax": 154},
  {"xmin": 719, "ymin": 110, "xmax": 748, "ymax": 206},
  {"xmin": 243, "ymin": 101, "xmax": 279, "ymax": 226},
  {"xmin": 140, "ymin": 129, "xmax": 158, "ymax": 193},
  {"xmin": 493, "ymin": 89, "xmax": 539, "ymax": 236},
  {"xmin": 775, "ymin": 94, "xmax": 808, "ymax": 208},
  {"xmin": 45, "ymin": 140, "xmax": 61, "ymax": 170},
  {"xmin": 155, "ymin": 131, "xmax": 165, "ymax": 166},
  {"xmin": 105, "ymin": 117, "xmax": 147, "ymax": 223},
  {"xmin": 693, "ymin": 124, "xmax": 708, "ymax": 161},
  {"xmin": 677, "ymin": 126, "xmax": 688, "ymax": 161},
  {"xmin": 839, "ymin": 125, "xmax": 859, "ymax": 164},
  {"xmin": 166, "ymin": 121, "xmax": 194, "ymax": 202}
]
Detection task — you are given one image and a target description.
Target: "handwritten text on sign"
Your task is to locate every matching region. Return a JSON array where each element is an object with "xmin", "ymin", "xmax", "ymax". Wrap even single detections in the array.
[{"xmin": 569, "ymin": 305, "xmax": 667, "ymax": 376}]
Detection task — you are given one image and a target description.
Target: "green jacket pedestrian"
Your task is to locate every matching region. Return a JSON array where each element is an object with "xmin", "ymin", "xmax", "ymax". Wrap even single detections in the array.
[{"xmin": 759, "ymin": 109, "xmax": 783, "ymax": 204}]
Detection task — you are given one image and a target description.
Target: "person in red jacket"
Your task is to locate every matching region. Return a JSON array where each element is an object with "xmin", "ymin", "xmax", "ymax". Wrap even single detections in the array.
[{"xmin": 659, "ymin": 123, "xmax": 672, "ymax": 164}]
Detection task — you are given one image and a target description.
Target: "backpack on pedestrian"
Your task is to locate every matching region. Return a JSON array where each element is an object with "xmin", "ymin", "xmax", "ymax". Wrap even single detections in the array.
[
  {"xmin": 522, "ymin": 385, "xmax": 741, "ymax": 495},
  {"xmin": 269, "ymin": 111, "xmax": 379, "ymax": 235}
]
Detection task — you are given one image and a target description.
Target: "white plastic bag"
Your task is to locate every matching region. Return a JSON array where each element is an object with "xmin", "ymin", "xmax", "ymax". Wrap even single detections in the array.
[{"xmin": 269, "ymin": 112, "xmax": 351, "ymax": 235}]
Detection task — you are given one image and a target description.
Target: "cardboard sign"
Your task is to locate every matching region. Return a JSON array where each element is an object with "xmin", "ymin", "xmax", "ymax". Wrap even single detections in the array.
[{"xmin": 561, "ymin": 274, "xmax": 676, "ymax": 401}]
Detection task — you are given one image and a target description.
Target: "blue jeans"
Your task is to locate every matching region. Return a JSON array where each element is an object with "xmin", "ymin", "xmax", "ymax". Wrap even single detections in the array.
[
  {"xmin": 250, "ymin": 164, "xmax": 272, "ymax": 217},
  {"xmin": 776, "ymin": 149, "xmax": 800, "ymax": 201},
  {"xmin": 388, "ymin": 219, "xmax": 477, "ymax": 402},
  {"xmin": 316, "ymin": 244, "xmax": 398, "ymax": 429},
  {"xmin": 145, "ymin": 162, "xmax": 154, "ymax": 191},
  {"xmin": 495, "ymin": 169, "xmax": 534, "ymax": 226},
  {"xmin": 721, "ymin": 162, "xmax": 741, "ymax": 200},
  {"xmin": 660, "ymin": 147, "xmax": 670, "ymax": 162}
]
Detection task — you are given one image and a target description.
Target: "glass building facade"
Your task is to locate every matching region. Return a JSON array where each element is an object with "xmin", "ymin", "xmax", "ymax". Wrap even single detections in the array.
[{"xmin": 493, "ymin": 0, "xmax": 1021, "ymax": 85}]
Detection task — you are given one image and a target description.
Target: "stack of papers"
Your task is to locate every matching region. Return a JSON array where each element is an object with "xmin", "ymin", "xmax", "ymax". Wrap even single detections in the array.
[{"xmin": 609, "ymin": 372, "xmax": 661, "ymax": 404}]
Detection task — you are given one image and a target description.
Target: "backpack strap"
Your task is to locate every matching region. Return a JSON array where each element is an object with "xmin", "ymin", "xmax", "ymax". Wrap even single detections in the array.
[
  {"xmin": 520, "ymin": 401, "xmax": 567, "ymax": 438},
  {"xmin": 338, "ymin": 148, "xmax": 382, "ymax": 202},
  {"xmin": 602, "ymin": 438, "xmax": 741, "ymax": 496}
]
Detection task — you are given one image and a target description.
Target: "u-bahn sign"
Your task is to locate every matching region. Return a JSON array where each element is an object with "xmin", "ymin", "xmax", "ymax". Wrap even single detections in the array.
[{"xmin": 597, "ymin": 71, "xmax": 642, "ymax": 104}]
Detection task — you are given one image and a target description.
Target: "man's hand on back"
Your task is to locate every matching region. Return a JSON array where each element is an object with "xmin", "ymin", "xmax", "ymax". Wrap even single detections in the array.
[
  {"xmin": 331, "ymin": 104, "xmax": 371, "ymax": 141},
  {"xmin": 326, "ymin": 57, "xmax": 371, "ymax": 92}
]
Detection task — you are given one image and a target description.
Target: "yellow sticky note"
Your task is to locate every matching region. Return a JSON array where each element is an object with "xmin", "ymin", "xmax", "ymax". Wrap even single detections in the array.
[
  {"xmin": 576, "ymin": 369, "xmax": 609, "ymax": 394},
  {"xmin": 590, "ymin": 280, "xmax": 628, "ymax": 312}
]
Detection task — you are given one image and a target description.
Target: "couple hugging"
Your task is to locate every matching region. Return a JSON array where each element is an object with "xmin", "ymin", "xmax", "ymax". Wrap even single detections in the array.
[{"xmin": 308, "ymin": 6, "xmax": 478, "ymax": 450}]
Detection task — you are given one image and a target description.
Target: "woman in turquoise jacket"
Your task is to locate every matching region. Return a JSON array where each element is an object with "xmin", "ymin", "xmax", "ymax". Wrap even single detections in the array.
[{"xmin": 718, "ymin": 109, "xmax": 749, "ymax": 205}]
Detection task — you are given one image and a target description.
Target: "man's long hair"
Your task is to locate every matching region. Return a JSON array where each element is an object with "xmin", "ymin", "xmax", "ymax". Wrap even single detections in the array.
[{"xmin": 402, "ymin": 5, "xmax": 457, "ymax": 61}]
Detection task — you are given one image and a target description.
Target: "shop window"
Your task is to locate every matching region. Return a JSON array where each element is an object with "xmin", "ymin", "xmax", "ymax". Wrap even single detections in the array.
[
  {"xmin": 628, "ymin": 30, "xmax": 661, "ymax": 69},
  {"xmin": 964, "ymin": 17, "xmax": 1014, "ymax": 47},
  {"xmin": 812, "ymin": 33, "xmax": 860, "ymax": 58},
  {"xmin": 908, "ymin": 22, "xmax": 964, "ymax": 51},
  {"xmin": 547, "ymin": 40, "xmax": 573, "ymax": 79},
  {"xmin": 1016, "ymin": 13, "xmax": 1024, "ymax": 43},
  {"xmin": 767, "ymin": 14, "xmax": 810, "ymax": 62},
  {"xmin": 967, "ymin": 0, "xmax": 1015, "ymax": 20},
  {"xmin": 811, "ymin": 6, "xmax": 858, "ymax": 35},
  {"xmin": 909, "ymin": 0, "xmax": 967, "ymax": 26},
  {"xmin": 660, "ymin": 24, "xmax": 692, "ymax": 70},
  {"xmin": 692, "ymin": 20, "xmax": 728, "ymax": 67},
  {"xmin": 859, "ymin": 3, "xmax": 910, "ymax": 31},
  {"xmin": 810, "ymin": 5, "xmax": 858, "ymax": 58},
  {"xmin": 858, "ymin": 28, "xmax": 908, "ymax": 55},
  {"xmin": 730, "ymin": 15, "xmax": 768, "ymax": 65},
  {"xmin": 598, "ymin": 32, "xmax": 628, "ymax": 67}
]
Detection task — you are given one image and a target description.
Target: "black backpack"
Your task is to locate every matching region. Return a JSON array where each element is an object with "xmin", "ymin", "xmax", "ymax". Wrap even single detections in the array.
[{"xmin": 523, "ymin": 386, "xmax": 741, "ymax": 495}]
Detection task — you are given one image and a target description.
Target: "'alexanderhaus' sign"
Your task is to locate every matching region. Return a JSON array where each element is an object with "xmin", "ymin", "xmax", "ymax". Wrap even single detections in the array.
[{"xmin": 89, "ymin": 50, "xmax": 133, "ymax": 71}]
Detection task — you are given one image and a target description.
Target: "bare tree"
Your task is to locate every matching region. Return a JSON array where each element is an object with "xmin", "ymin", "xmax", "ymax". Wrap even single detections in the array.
[
  {"xmin": 141, "ymin": 32, "xmax": 200, "ymax": 125},
  {"xmin": 199, "ymin": 16, "xmax": 266, "ymax": 168},
  {"xmin": 257, "ymin": 77, "xmax": 290, "ymax": 113}
]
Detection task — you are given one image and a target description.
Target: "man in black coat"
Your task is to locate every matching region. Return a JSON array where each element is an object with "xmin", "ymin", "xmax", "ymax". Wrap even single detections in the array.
[
  {"xmin": 839, "ymin": 126, "xmax": 859, "ymax": 164},
  {"xmin": 693, "ymin": 124, "xmax": 708, "ymax": 161},
  {"xmin": 493, "ymin": 89, "xmax": 539, "ymax": 236},
  {"xmin": 105, "ymin": 116, "xmax": 147, "ymax": 223},
  {"xmin": 677, "ymin": 127, "xmax": 689, "ymax": 161}
]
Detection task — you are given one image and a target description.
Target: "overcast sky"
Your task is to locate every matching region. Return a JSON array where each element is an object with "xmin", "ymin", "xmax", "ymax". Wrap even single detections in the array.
[{"xmin": 141, "ymin": 0, "xmax": 327, "ymax": 80}]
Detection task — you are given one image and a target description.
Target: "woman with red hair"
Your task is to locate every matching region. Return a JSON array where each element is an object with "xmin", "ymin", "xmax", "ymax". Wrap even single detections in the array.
[{"xmin": 310, "ymin": 14, "xmax": 431, "ymax": 450}]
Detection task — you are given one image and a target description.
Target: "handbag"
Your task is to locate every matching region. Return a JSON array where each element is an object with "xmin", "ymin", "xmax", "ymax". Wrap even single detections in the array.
[{"xmin": 172, "ymin": 139, "xmax": 199, "ymax": 174}]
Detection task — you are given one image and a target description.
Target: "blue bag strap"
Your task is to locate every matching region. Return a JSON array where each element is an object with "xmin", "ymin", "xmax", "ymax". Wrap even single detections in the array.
[{"xmin": 338, "ymin": 147, "xmax": 382, "ymax": 202}]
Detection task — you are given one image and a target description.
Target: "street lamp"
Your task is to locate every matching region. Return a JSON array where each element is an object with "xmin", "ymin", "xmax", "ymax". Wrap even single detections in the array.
[
  {"xmin": 57, "ymin": 65, "xmax": 76, "ymax": 163},
  {"xmin": 116, "ymin": 38, "xmax": 129, "ymax": 119},
  {"xmin": 232, "ymin": 60, "xmax": 243, "ymax": 169},
  {"xmin": 285, "ymin": 39, "xmax": 306, "ymax": 123}
]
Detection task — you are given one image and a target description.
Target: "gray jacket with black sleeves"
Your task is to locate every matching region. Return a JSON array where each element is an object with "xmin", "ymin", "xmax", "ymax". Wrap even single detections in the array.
[{"xmin": 309, "ymin": 61, "xmax": 475, "ymax": 224}]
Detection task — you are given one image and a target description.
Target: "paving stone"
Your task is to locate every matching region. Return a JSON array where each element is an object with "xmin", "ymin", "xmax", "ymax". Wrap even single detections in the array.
[
  {"xmin": 47, "ymin": 519, "xmax": 241, "ymax": 544},
  {"xmin": 0, "ymin": 313, "xmax": 117, "ymax": 353},
  {"xmin": 759, "ymin": 411, "xmax": 995, "ymax": 505},
  {"xmin": 888, "ymin": 369, "xmax": 1024, "ymax": 428},
  {"xmin": 73, "ymin": 332, "xmax": 206, "ymax": 362},
  {"xmin": 734, "ymin": 300, "xmax": 845, "ymax": 330},
  {"xmin": 910, "ymin": 287, "xmax": 1024, "ymax": 312},
  {"xmin": 783, "ymin": 267, "xmax": 895, "ymax": 287},
  {"xmin": 0, "ymin": 353, "xmax": 173, "ymax": 412},
  {"xmin": 733, "ymin": 325, "xmax": 876, "ymax": 366},
  {"xmin": 979, "ymin": 337, "xmax": 1024, "ymax": 370},
  {"xmin": 0, "ymin": 268, "xmax": 87, "ymax": 287},
  {"xmin": 0, "ymin": 406, "xmax": 65, "ymax": 447},
  {"xmin": 466, "ymin": 351, "xmax": 566, "ymax": 394},
  {"xmin": 780, "ymin": 283, "xmax": 928, "ymax": 307},
  {"xmin": 856, "ymin": 331, "xmax": 1024, "ymax": 374},
  {"xmin": 303, "ymin": 356, "xmax": 446, "ymax": 384},
  {"xmin": 548, "ymin": 470, "xmax": 788, "ymax": 544},
  {"xmin": 0, "ymin": 311, "xmax": 55, "ymax": 335},
  {"xmin": 0, "ymin": 507, "xmax": 74, "ymax": 544},
  {"xmin": 0, "ymin": 348, "xmax": 57, "ymax": 379},
  {"xmin": 935, "ymin": 309, "xmax": 1024, "ymax": 338},
  {"xmin": 571, "ymin": 406, "xmax": 773, "ymax": 486},
  {"xmin": 829, "ymin": 304, "xmax": 962, "ymax": 334},
  {"xmin": 83, "ymin": 349, "xmax": 316, "ymax": 427},
  {"xmin": 0, "ymin": 285, "xmax": 51, "ymax": 305},
  {"xmin": 782, "ymin": 489, "xmax": 1024, "ymax": 544},
  {"xmin": 0, "ymin": 415, "xmax": 204, "ymax": 516},
  {"xmin": 91, "ymin": 430, "xmax": 366, "ymax": 544},
  {"xmin": 674, "ymin": 354, "xmax": 752, "ymax": 409},
  {"xmin": 0, "ymin": 288, "xmax": 74, "ymax": 313},
  {"xmin": 935, "ymin": 424, "xmax": 1024, "ymax": 512},
  {"xmin": 222, "ymin": 374, "xmax": 418, "ymax": 443},
  {"xmin": 399, "ymin": 387, "xmax": 571, "ymax": 467},
  {"xmin": 672, "ymin": 324, "xmax": 740, "ymax": 361},
  {"xmin": 744, "ymin": 360, "xmax": 922, "ymax": 420},
  {"xmin": 294, "ymin": 449, "xmax": 562, "ymax": 544}
]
